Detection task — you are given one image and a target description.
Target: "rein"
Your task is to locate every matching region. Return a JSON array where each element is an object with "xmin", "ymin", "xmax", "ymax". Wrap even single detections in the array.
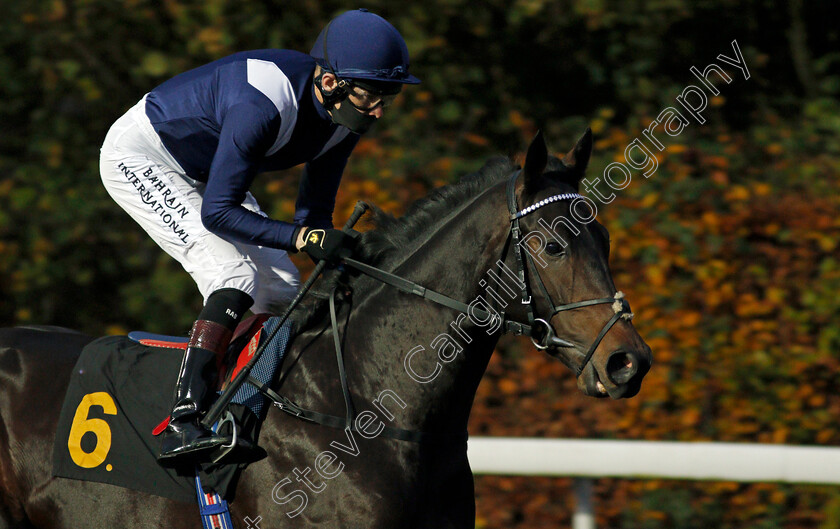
[
  {"xmin": 255, "ymin": 285, "xmax": 468, "ymax": 445},
  {"xmin": 259, "ymin": 170, "xmax": 634, "ymax": 443},
  {"xmin": 341, "ymin": 170, "xmax": 634, "ymax": 374}
]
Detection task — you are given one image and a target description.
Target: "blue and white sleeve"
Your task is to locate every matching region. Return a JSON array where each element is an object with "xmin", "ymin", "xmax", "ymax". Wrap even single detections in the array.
[
  {"xmin": 294, "ymin": 132, "xmax": 360, "ymax": 230},
  {"xmin": 200, "ymin": 102, "xmax": 299, "ymax": 250}
]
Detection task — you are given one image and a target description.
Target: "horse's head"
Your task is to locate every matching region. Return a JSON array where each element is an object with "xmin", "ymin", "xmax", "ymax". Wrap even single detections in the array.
[{"xmin": 504, "ymin": 129, "xmax": 652, "ymax": 398}]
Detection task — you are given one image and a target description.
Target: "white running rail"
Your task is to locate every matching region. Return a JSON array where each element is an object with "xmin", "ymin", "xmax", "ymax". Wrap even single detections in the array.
[{"xmin": 468, "ymin": 438, "xmax": 840, "ymax": 529}]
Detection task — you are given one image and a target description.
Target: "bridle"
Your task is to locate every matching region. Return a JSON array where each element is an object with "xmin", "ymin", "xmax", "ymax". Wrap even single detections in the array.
[
  {"xmin": 251, "ymin": 169, "xmax": 635, "ymax": 444},
  {"xmin": 341, "ymin": 169, "xmax": 634, "ymax": 376},
  {"xmin": 503, "ymin": 170, "xmax": 634, "ymax": 376}
]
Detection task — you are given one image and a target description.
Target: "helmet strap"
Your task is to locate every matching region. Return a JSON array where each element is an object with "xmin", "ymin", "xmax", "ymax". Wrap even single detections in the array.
[
  {"xmin": 314, "ymin": 19, "xmax": 351, "ymax": 111},
  {"xmin": 314, "ymin": 70, "xmax": 349, "ymax": 111}
]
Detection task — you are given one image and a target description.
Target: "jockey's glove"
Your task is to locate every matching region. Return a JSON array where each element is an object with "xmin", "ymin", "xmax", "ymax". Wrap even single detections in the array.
[{"xmin": 300, "ymin": 227, "xmax": 360, "ymax": 264}]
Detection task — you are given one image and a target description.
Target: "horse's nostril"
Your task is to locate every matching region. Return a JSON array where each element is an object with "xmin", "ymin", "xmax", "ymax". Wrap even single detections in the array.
[{"xmin": 607, "ymin": 350, "xmax": 639, "ymax": 385}]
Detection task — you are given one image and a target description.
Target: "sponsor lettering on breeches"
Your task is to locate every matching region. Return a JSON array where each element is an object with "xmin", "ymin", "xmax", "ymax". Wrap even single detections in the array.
[{"xmin": 117, "ymin": 162, "xmax": 191, "ymax": 244}]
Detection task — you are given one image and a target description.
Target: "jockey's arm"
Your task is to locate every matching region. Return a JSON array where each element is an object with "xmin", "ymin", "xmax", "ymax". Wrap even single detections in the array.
[
  {"xmin": 292, "ymin": 133, "xmax": 360, "ymax": 249},
  {"xmin": 200, "ymin": 102, "xmax": 301, "ymax": 250}
]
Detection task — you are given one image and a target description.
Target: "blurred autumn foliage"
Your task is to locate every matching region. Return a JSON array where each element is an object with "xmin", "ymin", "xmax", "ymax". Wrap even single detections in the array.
[{"xmin": 2, "ymin": 0, "xmax": 839, "ymax": 527}]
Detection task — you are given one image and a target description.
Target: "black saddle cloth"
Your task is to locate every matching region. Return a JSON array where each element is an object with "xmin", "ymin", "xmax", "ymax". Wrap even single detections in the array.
[{"xmin": 51, "ymin": 334, "xmax": 269, "ymax": 502}]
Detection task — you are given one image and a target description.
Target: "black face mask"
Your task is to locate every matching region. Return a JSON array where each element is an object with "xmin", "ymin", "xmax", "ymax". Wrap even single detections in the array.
[
  {"xmin": 329, "ymin": 100, "xmax": 377, "ymax": 134},
  {"xmin": 314, "ymin": 75, "xmax": 377, "ymax": 134}
]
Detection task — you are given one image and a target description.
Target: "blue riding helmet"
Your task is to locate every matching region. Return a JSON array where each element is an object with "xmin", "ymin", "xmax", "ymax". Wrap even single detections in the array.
[{"xmin": 310, "ymin": 9, "xmax": 421, "ymax": 90}]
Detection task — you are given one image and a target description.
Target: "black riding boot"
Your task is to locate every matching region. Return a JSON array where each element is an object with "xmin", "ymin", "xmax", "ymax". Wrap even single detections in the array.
[{"xmin": 157, "ymin": 320, "xmax": 233, "ymax": 461}]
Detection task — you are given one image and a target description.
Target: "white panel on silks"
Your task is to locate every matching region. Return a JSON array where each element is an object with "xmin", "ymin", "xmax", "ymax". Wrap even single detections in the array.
[{"xmin": 246, "ymin": 58, "xmax": 298, "ymax": 156}]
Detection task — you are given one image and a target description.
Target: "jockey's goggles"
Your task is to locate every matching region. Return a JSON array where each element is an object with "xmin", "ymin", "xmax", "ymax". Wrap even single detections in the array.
[{"xmin": 337, "ymin": 79, "xmax": 401, "ymax": 113}]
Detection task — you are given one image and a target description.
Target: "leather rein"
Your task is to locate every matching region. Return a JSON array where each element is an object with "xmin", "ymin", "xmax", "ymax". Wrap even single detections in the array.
[{"xmin": 256, "ymin": 170, "xmax": 633, "ymax": 443}]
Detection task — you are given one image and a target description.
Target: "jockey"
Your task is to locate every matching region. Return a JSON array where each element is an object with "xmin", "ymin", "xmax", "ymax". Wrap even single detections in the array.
[{"xmin": 99, "ymin": 9, "xmax": 420, "ymax": 462}]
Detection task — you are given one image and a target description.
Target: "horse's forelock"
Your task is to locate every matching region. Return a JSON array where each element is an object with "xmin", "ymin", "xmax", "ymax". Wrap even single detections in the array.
[
  {"xmin": 538, "ymin": 156, "xmax": 583, "ymax": 193},
  {"xmin": 518, "ymin": 156, "xmax": 579, "ymax": 198}
]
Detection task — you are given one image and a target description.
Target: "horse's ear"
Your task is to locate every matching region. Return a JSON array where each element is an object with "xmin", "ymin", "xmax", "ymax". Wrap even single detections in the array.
[
  {"xmin": 562, "ymin": 127, "xmax": 593, "ymax": 175},
  {"xmin": 523, "ymin": 130, "xmax": 548, "ymax": 189}
]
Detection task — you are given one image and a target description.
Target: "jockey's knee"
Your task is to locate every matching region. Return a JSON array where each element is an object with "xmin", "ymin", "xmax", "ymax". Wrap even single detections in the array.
[
  {"xmin": 251, "ymin": 276, "xmax": 299, "ymax": 315},
  {"xmin": 197, "ymin": 258, "xmax": 259, "ymax": 303},
  {"xmin": 200, "ymin": 288, "xmax": 254, "ymax": 330}
]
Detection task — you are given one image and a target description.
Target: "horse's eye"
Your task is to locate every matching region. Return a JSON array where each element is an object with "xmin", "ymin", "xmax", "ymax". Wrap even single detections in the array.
[{"xmin": 546, "ymin": 241, "xmax": 565, "ymax": 256}]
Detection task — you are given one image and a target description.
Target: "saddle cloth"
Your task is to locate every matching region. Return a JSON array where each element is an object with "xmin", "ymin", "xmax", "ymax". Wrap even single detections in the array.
[{"xmin": 51, "ymin": 316, "xmax": 292, "ymax": 503}]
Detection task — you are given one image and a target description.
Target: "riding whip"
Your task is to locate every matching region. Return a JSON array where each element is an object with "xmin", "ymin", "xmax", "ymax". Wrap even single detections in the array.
[{"xmin": 201, "ymin": 200, "xmax": 370, "ymax": 429}]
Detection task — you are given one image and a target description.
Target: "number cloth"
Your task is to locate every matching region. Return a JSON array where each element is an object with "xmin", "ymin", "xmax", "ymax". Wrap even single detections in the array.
[
  {"xmin": 52, "ymin": 335, "xmax": 198, "ymax": 502},
  {"xmin": 51, "ymin": 317, "xmax": 291, "ymax": 502}
]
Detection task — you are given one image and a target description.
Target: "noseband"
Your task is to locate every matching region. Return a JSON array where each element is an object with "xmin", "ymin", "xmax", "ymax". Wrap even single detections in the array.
[{"xmin": 504, "ymin": 170, "xmax": 633, "ymax": 376}]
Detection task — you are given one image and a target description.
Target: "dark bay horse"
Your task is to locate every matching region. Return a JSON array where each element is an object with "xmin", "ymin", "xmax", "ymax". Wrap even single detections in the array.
[{"xmin": 0, "ymin": 131, "xmax": 651, "ymax": 528}]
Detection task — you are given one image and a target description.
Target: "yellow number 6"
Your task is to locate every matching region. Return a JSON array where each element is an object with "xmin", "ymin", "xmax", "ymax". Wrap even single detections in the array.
[{"xmin": 67, "ymin": 392, "xmax": 117, "ymax": 468}]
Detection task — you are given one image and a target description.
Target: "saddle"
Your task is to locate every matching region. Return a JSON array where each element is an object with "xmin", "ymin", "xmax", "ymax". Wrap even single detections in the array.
[
  {"xmin": 129, "ymin": 313, "xmax": 269, "ymax": 389},
  {"xmin": 131, "ymin": 314, "xmax": 276, "ymax": 461},
  {"xmin": 51, "ymin": 315, "xmax": 293, "ymax": 503}
]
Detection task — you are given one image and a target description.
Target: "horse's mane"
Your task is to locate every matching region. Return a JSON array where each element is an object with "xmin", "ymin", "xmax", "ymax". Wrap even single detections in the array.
[
  {"xmin": 357, "ymin": 155, "xmax": 515, "ymax": 265},
  {"xmin": 356, "ymin": 154, "xmax": 571, "ymax": 265},
  {"xmin": 291, "ymin": 154, "xmax": 567, "ymax": 331}
]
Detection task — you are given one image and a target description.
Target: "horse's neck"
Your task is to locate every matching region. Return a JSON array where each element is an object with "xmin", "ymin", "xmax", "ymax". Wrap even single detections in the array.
[{"xmin": 343, "ymin": 188, "xmax": 510, "ymax": 434}]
